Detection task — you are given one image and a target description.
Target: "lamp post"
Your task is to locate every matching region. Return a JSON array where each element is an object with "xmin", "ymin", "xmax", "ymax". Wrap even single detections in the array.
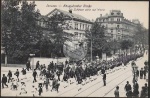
[{"xmin": 29, "ymin": 54, "xmax": 35, "ymax": 71}]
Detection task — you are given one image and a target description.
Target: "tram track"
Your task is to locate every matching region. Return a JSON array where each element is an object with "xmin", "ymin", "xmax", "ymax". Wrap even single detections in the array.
[{"xmin": 58, "ymin": 66, "xmax": 130, "ymax": 96}]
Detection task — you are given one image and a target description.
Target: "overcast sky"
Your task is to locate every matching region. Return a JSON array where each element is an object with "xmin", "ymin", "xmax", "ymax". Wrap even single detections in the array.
[{"xmin": 30, "ymin": 1, "xmax": 148, "ymax": 29}]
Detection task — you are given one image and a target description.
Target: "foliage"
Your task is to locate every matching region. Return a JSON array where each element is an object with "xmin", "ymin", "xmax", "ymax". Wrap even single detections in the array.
[
  {"xmin": 120, "ymin": 40, "xmax": 133, "ymax": 50},
  {"xmin": 47, "ymin": 13, "xmax": 73, "ymax": 57},
  {"xmin": 86, "ymin": 22, "xmax": 107, "ymax": 57},
  {"xmin": 133, "ymin": 24, "xmax": 148, "ymax": 47},
  {"xmin": 1, "ymin": 0, "xmax": 41, "ymax": 63}
]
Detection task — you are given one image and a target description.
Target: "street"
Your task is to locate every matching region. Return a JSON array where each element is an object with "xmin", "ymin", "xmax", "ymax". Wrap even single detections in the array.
[{"xmin": 1, "ymin": 53, "xmax": 148, "ymax": 97}]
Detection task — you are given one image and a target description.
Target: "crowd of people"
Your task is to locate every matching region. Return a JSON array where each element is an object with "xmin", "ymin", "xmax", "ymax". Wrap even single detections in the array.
[
  {"xmin": 114, "ymin": 58, "xmax": 149, "ymax": 97},
  {"xmin": 1, "ymin": 52, "xmax": 148, "ymax": 97}
]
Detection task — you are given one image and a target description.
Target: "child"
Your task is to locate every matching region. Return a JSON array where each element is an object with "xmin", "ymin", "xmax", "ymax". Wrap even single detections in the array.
[
  {"xmin": 38, "ymin": 83, "xmax": 43, "ymax": 96},
  {"xmin": 51, "ymin": 78, "xmax": 60, "ymax": 93},
  {"xmin": 31, "ymin": 83, "xmax": 37, "ymax": 97},
  {"xmin": 19, "ymin": 82, "xmax": 27, "ymax": 95},
  {"xmin": 11, "ymin": 79, "xmax": 19, "ymax": 90}
]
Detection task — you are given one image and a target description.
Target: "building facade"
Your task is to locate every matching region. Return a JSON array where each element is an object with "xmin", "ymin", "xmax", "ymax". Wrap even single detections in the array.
[
  {"xmin": 37, "ymin": 8, "xmax": 93, "ymax": 49},
  {"xmin": 96, "ymin": 10, "xmax": 140, "ymax": 41}
]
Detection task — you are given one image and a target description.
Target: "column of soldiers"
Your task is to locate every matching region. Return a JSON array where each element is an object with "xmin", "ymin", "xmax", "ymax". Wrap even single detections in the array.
[{"xmin": 1, "ymin": 52, "xmax": 146, "ymax": 96}]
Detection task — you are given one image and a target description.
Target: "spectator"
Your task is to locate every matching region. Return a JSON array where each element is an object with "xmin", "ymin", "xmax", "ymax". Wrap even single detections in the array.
[
  {"xmin": 103, "ymin": 72, "xmax": 106, "ymax": 86},
  {"xmin": 14, "ymin": 69, "xmax": 19, "ymax": 82},
  {"xmin": 7, "ymin": 70, "xmax": 12, "ymax": 83},
  {"xmin": 38, "ymin": 84, "xmax": 43, "ymax": 96},
  {"xmin": 135, "ymin": 69, "xmax": 139, "ymax": 81},
  {"xmin": 114, "ymin": 86, "xmax": 119, "ymax": 97},
  {"xmin": 140, "ymin": 86, "xmax": 146, "ymax": 97},
  {"xmin": 36, "ymin": 61, "xmax": 40, "ymax": 70},
  {"xmin": 133, "ymin": 80, "xmax": 139, "ymax": 97},
  {"xmin": 124, "ymin": 81, "xmax": 132, "ymax": 97},
  {"xmin": 33, "ymin": 69, "xmax": 37, "ymax": 82},
  {"xmin": 21, "ymin": 68, "xmax": 27, "ymax": 79},
  {"xmin": 140, "ymin": 68, "xmax": 144, "ymax": 79},
  {"xmin": 2, "ymin": 74, "xmax": 8, "ymax": 89},
  {"xmin": 143, "ymin": 69, "xmax": 146, "ymax": 79},
  {"xmin": 144, "ymin": 83, "xmax": 148, "ymax": 97},
  {"xmin": 26, "ymin": 61, "xmax": 31, "ymax": 71}
]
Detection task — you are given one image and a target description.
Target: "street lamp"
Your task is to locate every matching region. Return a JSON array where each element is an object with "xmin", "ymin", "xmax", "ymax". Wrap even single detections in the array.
[{"xmin": 29, "ymin": 54, "xmax": 35, "ymax": 71}]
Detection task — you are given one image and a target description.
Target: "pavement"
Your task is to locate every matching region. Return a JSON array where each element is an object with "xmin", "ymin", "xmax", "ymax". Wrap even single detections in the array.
[{"xmin": 1, "ymin": 52, "xmax": 148, "ymax": 97}]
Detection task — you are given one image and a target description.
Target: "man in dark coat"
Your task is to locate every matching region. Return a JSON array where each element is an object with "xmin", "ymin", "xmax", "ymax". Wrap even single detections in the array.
[
  {"xmin": 103, "ymin": 72, "xmax": 106, "ymax": 86},
  {"xmin": 114, "ymin": 86, "xmax": 119, "ymax": 97},
  {"xmin": 21, "ymin": 68, "xmax": 27, "ymax": 79},
  {"xmin": 140, "ymin": 68, "xmax": 144, "ymax": 79},
  {"xmin": 33, "ymin": 69, "xmax": 37, "ymax": 82},
  {"xmin": 26, "ymin": 61, "xmax": 31, "ymax": 71},
  {"xmin": 36, "ymin": 61, "xmax": 40, "ymax": 70},
  {"xmin": 133, "ymin": 80, "xmax": 139, "ymax": 97},
  {"xmin": 143, "ymin": 69, "xmax": 146, "ymax": 79},
  {"xmin": 2, "ymin": 74, "xmax": 8, "ymax": 88},
  {"xmin": 15, "ymin": 69, "xmax": 19, "ymax": 82},
  {"xmin": 56, "ymin": 70, "xmax": 61, "ymax": 81},
  {"xmin": 124, "ymin": 81, "xmax": 132, "ymax": 97},
  {"xmin": 7, "ymin": 70, "xmax": 12, "ymax": 83}
]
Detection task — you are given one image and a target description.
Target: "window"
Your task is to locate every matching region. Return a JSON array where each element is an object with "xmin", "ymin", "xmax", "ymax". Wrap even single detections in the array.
[
  {"xmin": 111, "ymin": 18, "xmax": 114, "ymax": 21},
  {"xmin": 117, "ymin": 12, "xmax": 120, "ymax": 15},
  {"xmin": 83, "ymin": 24, "xmax": 84, "ymax": 30},
  {"xmin": 111, "ymin": 13, "xmax": 114, "ymax": 15},
  {"xmin": 74, "ymin": 32, "xmax": 78, "ymax": 36},
  {"xmin": 75, "ymin": 23, "xmax": 78, "ymax": 30},
  {"xmin": 80, "ymin": 23, "xmax": 82, "ymax": 30},
  {"xmin": 111, "ymin": 34, "xmax": 113, "ymax": 37},
  {"xmin": 117, "ymin": 25, "xmax": 120, "ymax": 28},
  {"xmin": 111, "ymin": 29, "xmax": 113, "ymax": 33},
  {"xmin": 117, "ymin": 18, "xmax": 120, "ymax": 21}
]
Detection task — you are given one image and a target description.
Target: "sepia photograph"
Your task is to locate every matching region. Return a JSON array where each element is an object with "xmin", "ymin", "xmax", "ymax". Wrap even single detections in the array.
[{"xmin": 1, "ymin": 0, "xmax": 149, "ymax": 97}]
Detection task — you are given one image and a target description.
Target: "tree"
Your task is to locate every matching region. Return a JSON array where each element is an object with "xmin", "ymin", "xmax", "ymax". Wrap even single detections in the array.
[
  {"xmin": 1, "ymin": 0, "xmax": 22, "ymax": 63},
  {"xmin": 86, "ymin": 22, "xmax": 107, "ymax": 58},
  {"xmin": 47, "ymin": 12, "xmax": 73, "ymax": 57},
  {"xmin": 120, "ymin": 40, "xmax": 133, "ymax": 55},
  {"xmin": 1, "ymin": 0, "xmax": 42, "ymax": 63},
  {"xmin": 133, "ymin": 24, "xmax": 148, "ymax": 49}
]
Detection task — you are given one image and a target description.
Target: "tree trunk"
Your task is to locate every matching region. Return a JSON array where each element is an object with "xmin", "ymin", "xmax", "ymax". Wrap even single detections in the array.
[{"xmin": 5, "ymin": 54, "xmax": 7, "ymax": 67}]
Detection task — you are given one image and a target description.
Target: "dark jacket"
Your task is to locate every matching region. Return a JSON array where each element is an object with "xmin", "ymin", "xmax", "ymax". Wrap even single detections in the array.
[
  {"xmin": 7, "ymin": 72, "xmax": 12, "ymax": 77},
  {"xmin": 33, "ymin": 71, "xmax": 37, "ymax": 77},
  {"xmin": 21, "ymin": 69, "xmax": 26, "ymax": 75},
  {"xmin": 2, "ymin": 76, "xmax": 7, "ymax": 83},
  {"xmin": 136, "ymin": 70, "xmax": 139, "ymax": 77},
  {"xmin": 15, "ymin": 71, "xmax": 19, "ymax": 76},
  {"xmin": 125, "ymin": 84, "xmax": 132, "ymax": 92},
  {"xmin": 140, "ymin": 70, "xmax": 143, "ymax": 76},
  {"xmin": 103, "ymin": 74, "xmax": 106, "ymax": 80}
]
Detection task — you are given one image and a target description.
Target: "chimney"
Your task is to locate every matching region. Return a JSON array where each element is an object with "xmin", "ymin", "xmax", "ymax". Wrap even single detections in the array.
[
  {"xmin": 69, "ymin": 9, "xmax": 72, "ymax": 13},
  {"xmin": 100, "ymin": 14, "xmax": 102, "ymax": 17}
]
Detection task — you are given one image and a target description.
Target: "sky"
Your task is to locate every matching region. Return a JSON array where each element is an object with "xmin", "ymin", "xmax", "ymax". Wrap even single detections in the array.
[{"xmin": 29, "ymin": 1, "xmax": 149, "ymax": 29}]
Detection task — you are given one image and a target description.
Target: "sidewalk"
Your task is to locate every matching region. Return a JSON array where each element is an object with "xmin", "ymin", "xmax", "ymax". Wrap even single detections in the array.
[{"xmin": 105, "ymin": 53, "xmax": 148, "ymax": 97}]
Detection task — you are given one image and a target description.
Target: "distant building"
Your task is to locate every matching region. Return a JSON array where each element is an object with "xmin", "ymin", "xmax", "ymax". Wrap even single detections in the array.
[{"xmin": 96, "ymin": 10, "xmax": 140, "ymax": 41}]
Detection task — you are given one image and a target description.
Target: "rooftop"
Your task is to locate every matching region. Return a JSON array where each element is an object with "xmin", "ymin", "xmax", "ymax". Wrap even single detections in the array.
[{"xmin": 46, "ymin": 8, "xmax": 91, "ymax": 22}]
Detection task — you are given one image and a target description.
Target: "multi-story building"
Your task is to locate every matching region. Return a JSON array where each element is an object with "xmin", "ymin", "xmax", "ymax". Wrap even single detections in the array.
[
  {"xmin": 96, "ymin": 10, "xmax": 140, "ymax": 41},
  {"xmin": 37, "ymin": 8, "xmax": 93, "ymax": 48}
]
